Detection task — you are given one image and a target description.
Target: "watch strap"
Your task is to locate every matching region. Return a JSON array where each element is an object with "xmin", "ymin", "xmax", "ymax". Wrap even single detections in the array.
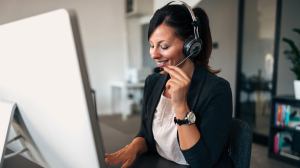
[{"xmin": 174, "ymin": 117, "xmax": 189, "ymax": 125}]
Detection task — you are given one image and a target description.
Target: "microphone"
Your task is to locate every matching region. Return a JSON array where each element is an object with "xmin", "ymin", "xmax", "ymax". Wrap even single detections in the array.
[
  {"xmin": 154, "ymin": 51, "xmax": 196, "ymax": 73},
  {"xmin": 154, "ymin": 67, "xmax": 163, "ymax": 73}
]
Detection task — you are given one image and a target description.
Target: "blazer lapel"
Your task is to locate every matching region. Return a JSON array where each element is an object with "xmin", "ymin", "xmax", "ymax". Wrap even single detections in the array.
[
  {"xmin": 146, "ymin": 74, "xmax": 169, "ymax": 135},
  {"xmin": 187, "ymin": 65, "xmax": 207, "ymax": 111}
]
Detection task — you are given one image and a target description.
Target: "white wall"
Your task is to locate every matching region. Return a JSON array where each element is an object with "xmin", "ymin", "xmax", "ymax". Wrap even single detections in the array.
[
  {"xmin": 0, "ymin": 0, "xmax": 128, "ymax": 114},
  {"xmin": 199, "ymin": 0, "xmax": 238, "ymax": 111},
  {"xmin": 127, "ymin": 17, "xmax": 143, "ymax": 68},
  {"xmin": 276, "ymin": 0, "xmax": 300, "ymax": 96}
]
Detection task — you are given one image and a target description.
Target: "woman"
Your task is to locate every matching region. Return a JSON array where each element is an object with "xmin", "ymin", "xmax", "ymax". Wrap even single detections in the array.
[{"xmin": 105, "ymin": 2, "xmax": 233, "ymax": 168}]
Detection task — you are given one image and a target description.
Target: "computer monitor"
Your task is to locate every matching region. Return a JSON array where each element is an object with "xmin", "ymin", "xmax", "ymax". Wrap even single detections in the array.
[
  {"xmin": 0, "ymin": 101, "xmax": 16, "ymax": 168},
  {"xmin": 0, "ymin": 9, "xmax": 106, "ymax": 168}
]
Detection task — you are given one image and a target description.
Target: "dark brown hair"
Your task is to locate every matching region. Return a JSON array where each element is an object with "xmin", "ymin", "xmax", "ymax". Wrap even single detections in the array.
[{"xmin": 148, "ymin": 4, "xmax": 219, "ymax": 74}]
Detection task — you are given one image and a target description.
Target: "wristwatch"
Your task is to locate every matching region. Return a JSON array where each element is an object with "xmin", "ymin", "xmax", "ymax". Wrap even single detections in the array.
[{"xmin": 174, "ymin": 111, "xmax": 196, "ymax": 125}]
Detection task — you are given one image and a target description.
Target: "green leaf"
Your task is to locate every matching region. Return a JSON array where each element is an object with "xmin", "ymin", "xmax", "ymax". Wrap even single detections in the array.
[
  {"xmin": 282, "ymin": 28, "xmax": 300, "ymax": 79},
  {"xmin": 293, "ymin": 28, "xmax": 300, "ymax": 35},
  {"xmin": 282, "ymin": 38, "xmax": 300, "ymax": 59}
]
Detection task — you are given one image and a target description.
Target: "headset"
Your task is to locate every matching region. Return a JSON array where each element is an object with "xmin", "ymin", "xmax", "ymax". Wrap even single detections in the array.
[{"xmin": 166, "ymin": 1, "xmax": 202, "ymax": 59}]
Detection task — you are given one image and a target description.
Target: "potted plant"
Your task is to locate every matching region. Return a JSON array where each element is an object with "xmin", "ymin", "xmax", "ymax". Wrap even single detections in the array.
[{"xmin": 282, "ymin": 28, "xmax": 300, "ymax": 99}]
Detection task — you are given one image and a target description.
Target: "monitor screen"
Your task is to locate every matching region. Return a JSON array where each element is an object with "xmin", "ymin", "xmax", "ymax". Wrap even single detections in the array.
[{"xmin": 0, "ymin": 9, "xmax": 106, "ymax": 168}]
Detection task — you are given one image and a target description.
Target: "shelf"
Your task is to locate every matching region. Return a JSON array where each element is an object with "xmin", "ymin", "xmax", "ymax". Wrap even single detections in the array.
[
  {"xmin": 273, "ymin": 96, "xmax": 300, "ymax": 106},
  {"xmin": 269, "ymin": 96, "xmax": 300, "ymax": 166},
  {"xmin": 271, "ymin": 126, "xmax": 300, "ymax": 132},
  {"xmin": 269, "ymin": 153, "xmax": 300, "ymax": 166}
]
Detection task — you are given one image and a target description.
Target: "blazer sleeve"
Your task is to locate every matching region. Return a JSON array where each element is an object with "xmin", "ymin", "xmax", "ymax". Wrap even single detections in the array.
[
  {"xmin": 181, "ymin": 79, "xmax": 233, "ymax": 167},
  {"xmin": 135, "ymin": 75, "xmax": 157, "ymax": 153}
]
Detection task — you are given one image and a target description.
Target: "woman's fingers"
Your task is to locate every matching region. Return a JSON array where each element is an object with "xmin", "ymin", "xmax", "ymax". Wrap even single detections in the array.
[
  {"xmin": 121, "ymin": 158, "xmax": 134, "ymax": 168},
  {"xmin": 164, "ymin": 66, "xmax": 190, "ymax": 81},
  {"xmin": 163, "ymin": 66, "xmax": 190, "ymax": 90},
  {"xmin": 165, "ymin": 75, "xmax": 189, "ymax": 91},
  {"xmin": 105, "ymin": 145, "xmax": 136, "ymax": 167},
  {"xmin": 166, "ymin": 79, "xmax": 181, "ymax": 89},
  {"xmin": 121, "ymin": 158, "xmax": 135, "ymax": 168},
  {"xmin": 105, "ymin": 148, "xmax": 125, "ymax": 165},
  {"xmin": 163, "ymin": 66, "xmax": 183, "ymax": 81},
  {"xmin": 105, "ymin": 153, "xmax": 120, "ymax": 165}
]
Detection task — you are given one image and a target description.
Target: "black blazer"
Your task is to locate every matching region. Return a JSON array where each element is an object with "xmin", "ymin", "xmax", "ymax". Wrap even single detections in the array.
[{"xmin": 137, "ymin": 65, "xmax": 233, "ymax": 168}]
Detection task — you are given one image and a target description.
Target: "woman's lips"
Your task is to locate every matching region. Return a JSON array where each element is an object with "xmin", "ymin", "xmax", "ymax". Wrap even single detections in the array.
[{"xmin": 156, "ymin": 60, "xmax": 168, "ymax": 67}]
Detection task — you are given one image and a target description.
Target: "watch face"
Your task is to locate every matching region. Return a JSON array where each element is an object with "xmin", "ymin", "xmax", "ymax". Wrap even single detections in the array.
[{"xmin": 187, "ymin": 112, "xmax": 196, "ymax": 123}]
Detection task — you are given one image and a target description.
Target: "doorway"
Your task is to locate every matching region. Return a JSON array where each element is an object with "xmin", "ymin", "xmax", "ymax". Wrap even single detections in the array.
[{"xmin": 235, "ymin": 0, "xmax": 277, "ymax": 144}]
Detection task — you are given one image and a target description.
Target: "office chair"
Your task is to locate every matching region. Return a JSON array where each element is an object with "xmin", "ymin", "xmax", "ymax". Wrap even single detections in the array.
[{"xmin": 228, "ymin": 118, "xmax": 252, "ymax": 168}]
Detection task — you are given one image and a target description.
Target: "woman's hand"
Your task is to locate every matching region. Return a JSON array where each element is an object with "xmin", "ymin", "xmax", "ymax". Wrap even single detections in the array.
[
  {"xmin": 163, "ymin": 65, "xmax": 191, "ymax": 116},
  {"xmin": 105, "ymin": 137, "xmax": 147, "ymax": 168},
  {"xmin": 105, "ymin": 143, "xmax": 138, "ymax": 168}
]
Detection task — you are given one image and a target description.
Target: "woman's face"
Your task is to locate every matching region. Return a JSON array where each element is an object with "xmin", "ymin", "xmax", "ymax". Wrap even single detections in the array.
[{"xmin": 149, "ymin": 24, "xmax": 184, "ymax": 68}]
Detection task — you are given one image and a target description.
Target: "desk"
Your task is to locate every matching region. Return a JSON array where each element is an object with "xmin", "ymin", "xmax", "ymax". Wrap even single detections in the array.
[
  {"xmin": 133, "ymin": 153, "xmax": 188, "ymax": 168},
  {"xmin": 3, "ymin": 123, "xmax": 187, "ymax": 168}
]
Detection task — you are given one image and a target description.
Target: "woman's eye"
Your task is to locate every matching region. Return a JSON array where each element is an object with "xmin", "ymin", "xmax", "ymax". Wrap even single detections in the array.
[{"xmin": 160, "ymin": 45, "xmax": 169, "ymax": 50}]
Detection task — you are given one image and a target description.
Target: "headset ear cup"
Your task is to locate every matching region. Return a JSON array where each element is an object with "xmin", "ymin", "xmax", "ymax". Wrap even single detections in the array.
[{"xmin": 183, "ymin": 36, "xmax": 202, "ymax": 58}]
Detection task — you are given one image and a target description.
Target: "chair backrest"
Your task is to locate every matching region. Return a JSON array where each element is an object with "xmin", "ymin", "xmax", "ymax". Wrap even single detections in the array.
[{"xmin": 228, "ymin": 118, "xmax": 252, "ymax": 168}]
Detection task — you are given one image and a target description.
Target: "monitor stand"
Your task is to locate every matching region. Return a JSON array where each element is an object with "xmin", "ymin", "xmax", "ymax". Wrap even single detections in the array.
[{"xmin": 0, "ymin": 100, "xmax": 47, "ymax": 167}]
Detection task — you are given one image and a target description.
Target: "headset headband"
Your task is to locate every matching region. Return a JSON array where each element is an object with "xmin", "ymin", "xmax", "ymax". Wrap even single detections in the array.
[{"xmin": 166, "ymin": 1, "xmax": 200, "ymax": 39}]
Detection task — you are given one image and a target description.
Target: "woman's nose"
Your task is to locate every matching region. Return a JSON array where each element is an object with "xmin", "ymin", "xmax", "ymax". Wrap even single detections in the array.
[{"xmin": 150, "ymin": 47, "xmax": 161, "ymax": 59}]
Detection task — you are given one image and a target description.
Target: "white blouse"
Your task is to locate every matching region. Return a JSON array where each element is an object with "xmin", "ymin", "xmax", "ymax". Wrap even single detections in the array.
[{"xmin": 152, "ymin": 94, "xmax": 188, "ymax": 165}]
